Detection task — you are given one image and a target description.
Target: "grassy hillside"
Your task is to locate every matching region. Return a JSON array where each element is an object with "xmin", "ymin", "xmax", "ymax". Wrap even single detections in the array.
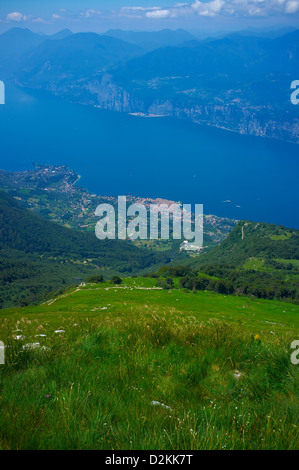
[
  {"xmin": 181, "ymin": 221, "xmax": 299, "ymax": 303},
  {"xmin": 0, "ymin": 278, "xmax": 298, "ymax": 449},
  {"xmin": 0, "ymin": 191, "xmax": 181, "ymax": 307},
  {"xmin": 197, "ymin": 221, "xmax": 299, "ymax": 266}
]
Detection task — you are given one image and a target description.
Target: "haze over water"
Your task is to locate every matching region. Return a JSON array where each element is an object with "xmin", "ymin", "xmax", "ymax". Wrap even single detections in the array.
[{"xmin": 1, "ymin": 84, "xmax": 298, "ymax": 228}]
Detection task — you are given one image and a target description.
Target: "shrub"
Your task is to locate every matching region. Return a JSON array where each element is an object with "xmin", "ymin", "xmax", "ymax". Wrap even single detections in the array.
[
  {"xmin": 157, "ymin": 277, "xmax": 174, "ymax": 289},
  {"xmin": 111, "ymin": 276, "xmax": 122, "ymax": 285}
]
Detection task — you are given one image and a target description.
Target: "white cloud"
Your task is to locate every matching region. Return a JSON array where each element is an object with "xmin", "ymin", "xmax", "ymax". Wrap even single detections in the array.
[
  {"xmin": 192, "ymin": 0, "xmax": 225, "ymax": 16},
  {"xmin": 121, "ymin": 6, "xmax": 161, "ymax": 12},
  {"xmin": 81, "ymin": 9, "xmax": 102, "ymax": 18},
  {"xmin": 146, "ymin": 9, "xmax": 172, "ymax": 18},
  {"xmin": 53, "ymin": 0, "xmax": 299, "ymax": 22},
  {"xmin": 285, "ymin": 0, "xmax": 299, "ymax": 12},
  {"xmin": 6, "ymin": 12, "xmax": 25, "ymax": 22},
  {"xmin": 7, "ymin": 0, "xmax": 294, "ymax": 24},
  {"xmin": 119, "ymin": 5, "xmax": 174, "ymax": 19},
  {"xmin": 189, "ymin": 0, "xmax": 299, "ymax": 17},
  {"xmin": 129, "ymin": 0, "xmax": 299, "ymax": 19},
  {"xmin": 248, "ymin": 7, "xmax": 262, "ymax": 15},
  {"xmin": 32, "ymin": 17, "xmax": 48, "ymax": 24}
]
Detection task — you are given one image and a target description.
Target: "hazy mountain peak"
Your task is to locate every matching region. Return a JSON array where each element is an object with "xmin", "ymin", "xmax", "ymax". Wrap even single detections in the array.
[
  {"xmin": 48, "ymin": 29, "xmax": 73, "ymax": 40},
  {"xmin": 103, "ymin": 28, "xmax": 197, "ymax": 51}
]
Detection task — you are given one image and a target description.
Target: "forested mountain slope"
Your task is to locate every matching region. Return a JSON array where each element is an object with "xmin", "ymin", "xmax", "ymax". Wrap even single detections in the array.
[{"xmin": 0, "ymin": 191, "xmax": 176, "ymax": 307}]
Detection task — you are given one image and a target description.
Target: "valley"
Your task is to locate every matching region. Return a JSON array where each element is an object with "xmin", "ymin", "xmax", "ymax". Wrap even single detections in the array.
[{"xmin": 0, "ymin": 190, "xmax": 181, "ymax": 308}]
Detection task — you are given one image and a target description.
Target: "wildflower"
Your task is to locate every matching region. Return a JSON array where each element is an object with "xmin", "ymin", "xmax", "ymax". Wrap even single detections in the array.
[
  {"xmin": 151, "ymin": 400, "xmax": 172, "ymax": 412},
  {"xmin": 23, "ymin": 343, "xmax": 40, "ymax": 350},
  {"xmin": 233, "ymin": 370, "xmax": 242, "ymax": 379}
]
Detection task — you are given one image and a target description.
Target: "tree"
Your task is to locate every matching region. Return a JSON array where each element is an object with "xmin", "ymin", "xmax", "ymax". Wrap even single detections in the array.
[
  {"xmin": 111, "ymin": 276, "xmax": 122, "ymax": 285},
  {"xmin": 86, "ymin": 275, "xmax": 104, "ymax": 283}
]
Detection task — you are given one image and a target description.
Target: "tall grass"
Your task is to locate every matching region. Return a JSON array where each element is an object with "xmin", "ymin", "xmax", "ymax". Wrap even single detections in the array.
[{"xmin": 0, "ymin": 313, "xmax": 298, "ymax": 449}]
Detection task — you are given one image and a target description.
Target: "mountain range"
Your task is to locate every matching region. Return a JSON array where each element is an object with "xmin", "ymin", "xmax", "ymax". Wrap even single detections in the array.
[
  {"xmin": 19, "ymin": 33, "xmax": 144, "ymax": 85},
  {"xmin": 0, "ymin": 27, "xmax": 195, "ymax": 79},
  {"xmin": 2, "ymin": 27, "xmax": 297, "ymax": 143},
  {"xmin": 77, "ymin": 30, "xmax": 299, "ymax": 142},
  {"xmin": 103, "ymin": 28, "xmax": 197, "ymax": 51}
]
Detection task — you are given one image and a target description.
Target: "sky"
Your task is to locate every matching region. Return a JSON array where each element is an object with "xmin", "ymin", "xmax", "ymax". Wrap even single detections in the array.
[{"xmin": 0, "ymin": 0, "xmax": 299, "ymax": 34}]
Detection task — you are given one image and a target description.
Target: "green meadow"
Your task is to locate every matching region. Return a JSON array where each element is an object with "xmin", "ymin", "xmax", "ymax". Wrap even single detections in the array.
[{"xmin": 0, "ymin": 278, "xmax": 298, "ymax": 450}]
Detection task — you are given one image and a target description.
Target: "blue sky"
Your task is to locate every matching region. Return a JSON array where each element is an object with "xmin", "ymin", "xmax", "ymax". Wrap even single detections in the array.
[{"xmin": 0, "ymin": 1, "xmax": 298, "ymax": 34}]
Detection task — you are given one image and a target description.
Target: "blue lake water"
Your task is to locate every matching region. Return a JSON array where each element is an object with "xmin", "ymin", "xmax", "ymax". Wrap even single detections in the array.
[{"xmin": 0, "ymin": 83, "xmax": 298, "ymax": 228}]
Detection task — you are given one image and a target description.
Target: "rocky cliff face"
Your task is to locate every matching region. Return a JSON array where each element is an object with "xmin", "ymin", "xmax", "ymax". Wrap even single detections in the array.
[{"xmin": 28, "ymin": 73, "xmax": 299, "ymax": 144}]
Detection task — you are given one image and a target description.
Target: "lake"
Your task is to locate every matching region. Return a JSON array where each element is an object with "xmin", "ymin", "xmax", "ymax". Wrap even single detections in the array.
[{"xmin": 0, "ymin": 83, "xmax": 298, "ymax": 228}]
